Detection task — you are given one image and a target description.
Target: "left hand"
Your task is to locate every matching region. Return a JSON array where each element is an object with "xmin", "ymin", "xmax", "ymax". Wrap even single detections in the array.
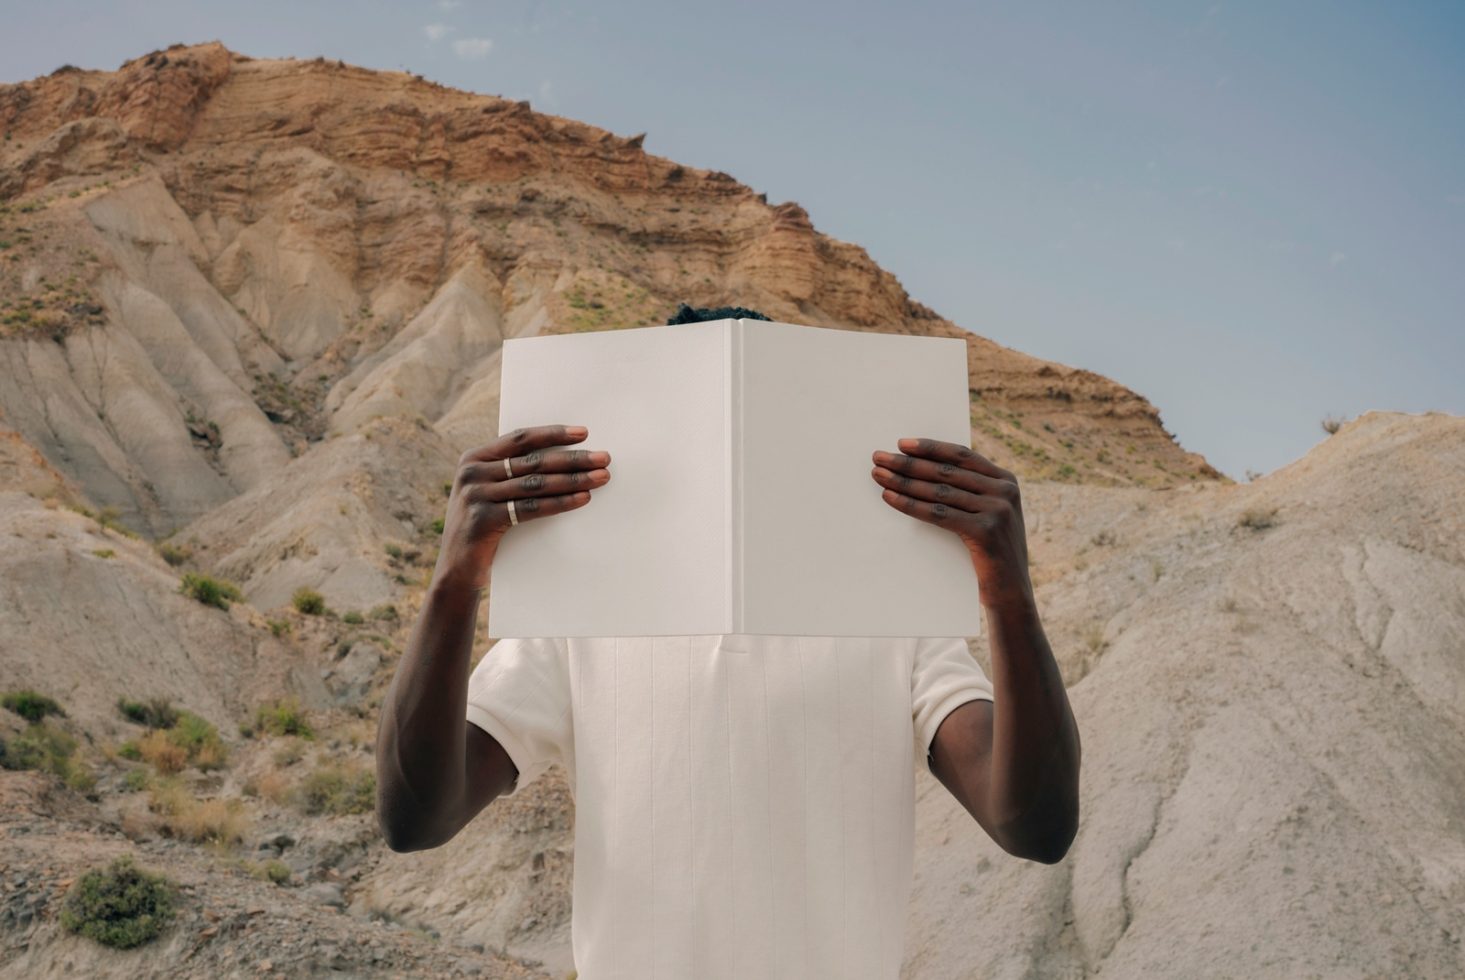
[{"xmin": 871, "ymin": 437, "xmax": 1034, "ymax": 609}]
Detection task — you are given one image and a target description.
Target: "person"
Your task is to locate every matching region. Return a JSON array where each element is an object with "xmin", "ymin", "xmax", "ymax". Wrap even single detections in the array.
[{"xmin": 375, "ymin": 350, "xmax": 1081, "ymax": 980}]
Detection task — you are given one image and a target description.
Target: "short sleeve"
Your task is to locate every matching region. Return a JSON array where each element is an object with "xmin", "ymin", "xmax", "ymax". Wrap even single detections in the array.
[
  {"xmin": 465, "ymin": 636, "xmax": 572, "ymax": 798},
  {"xmin": 911, "ymin": 635, "xmax": 994, "ymax": 774}
]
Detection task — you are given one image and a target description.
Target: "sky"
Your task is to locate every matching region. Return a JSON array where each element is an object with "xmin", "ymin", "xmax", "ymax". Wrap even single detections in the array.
[{"xmin": 3, "ymin": 1, "xmax": 1462, "ymax": 480}]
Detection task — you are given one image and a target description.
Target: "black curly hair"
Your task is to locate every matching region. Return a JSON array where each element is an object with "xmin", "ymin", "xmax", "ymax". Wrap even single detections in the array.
[{"xmin": 665, "ymin": 303, "xmax": 772, "ymax": 324}]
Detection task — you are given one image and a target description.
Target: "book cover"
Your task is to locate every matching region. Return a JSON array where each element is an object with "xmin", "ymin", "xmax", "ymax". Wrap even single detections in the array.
[{"xmin": 486, "ymin": 318, "xmax": 985, "ymax": 638}]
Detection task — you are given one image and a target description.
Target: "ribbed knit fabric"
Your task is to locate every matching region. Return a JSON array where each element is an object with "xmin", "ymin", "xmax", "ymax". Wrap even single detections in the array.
[{"xmin": 465, "ymin": 634, "xmax": 994, "ymax": 980}]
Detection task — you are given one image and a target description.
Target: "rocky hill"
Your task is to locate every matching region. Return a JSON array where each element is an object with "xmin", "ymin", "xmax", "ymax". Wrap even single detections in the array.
[
  {"xmin": 0, "ymin": 42, "xmax": 1219, "ymax": 543},
  {"xmin": 1, "ymin": 43, "xmax": 1460, "ymax": 980}
]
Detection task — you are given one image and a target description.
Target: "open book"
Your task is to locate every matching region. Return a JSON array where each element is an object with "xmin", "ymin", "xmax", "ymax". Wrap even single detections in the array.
[{"xmin": 486, "ymin": 317, "xmax": 985, "ymax": 638}]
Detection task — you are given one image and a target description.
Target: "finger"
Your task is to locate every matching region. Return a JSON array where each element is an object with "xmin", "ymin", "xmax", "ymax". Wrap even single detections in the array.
[
  {"xmin": 458, "ymin": 448, "xmax": 611, "ymax": 487},
  {"xmin": 895, "ymin": 437, "xmax": 1013, "ymax": 481},
  {"xmin": 872, "ymin": 451, "xmax": 1014, "ymax": 499},
  {"xmin": 871, "ymin": 466, "xmax": 995, "ymax": 513},
  {"xmin": 464, "ymin": 488, "xmax": 593, "ymax": 522},
  {"xmin": 879, "ymin": 488, "xmax": 992, "ymax": 529},
  {"xmin": 480, "ymin": 467, "xmax": 611, "ymax": 502},
  {"xmin": 459, "ymin": 424, "xmax": 588, "ymax": 465},
  {"xmin": 506, "ymin": 447, "xmax": 613, "ymax": 476}
]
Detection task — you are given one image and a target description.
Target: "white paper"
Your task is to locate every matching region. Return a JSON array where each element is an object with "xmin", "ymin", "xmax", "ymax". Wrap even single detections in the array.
[{"xmin": 487, "ymin": 318, "xmax": 985, "ymax": 638}]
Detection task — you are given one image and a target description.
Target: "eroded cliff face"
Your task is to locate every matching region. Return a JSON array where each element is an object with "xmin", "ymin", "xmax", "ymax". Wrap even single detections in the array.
[{"xmin": 1, "ymin": 42, "xmax": 1221, "ymax": 539}]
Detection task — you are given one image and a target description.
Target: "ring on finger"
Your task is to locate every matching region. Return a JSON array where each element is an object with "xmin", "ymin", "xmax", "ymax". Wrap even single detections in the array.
[
  {"xmin": 504, "ymin": 457, "xmax": 514, "ymax": 479},
  {"xmin": 508, "ymin": 499, "xmax": 518, "ymax": 526}
]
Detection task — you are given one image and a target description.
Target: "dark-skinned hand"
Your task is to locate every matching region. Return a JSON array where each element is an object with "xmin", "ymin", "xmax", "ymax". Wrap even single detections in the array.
[
  {"xmin": 431, "ymin": 424, "xmax": 611, "ymax": 594},
  {"xmin": 871, "ymin": 437, "xmax": 1034, "ymax": 609}
]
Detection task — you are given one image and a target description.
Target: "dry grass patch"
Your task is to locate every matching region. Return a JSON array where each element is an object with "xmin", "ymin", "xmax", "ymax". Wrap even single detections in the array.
[{"xmin": 147, "ymin": 776, "xmax": 249, "ymax": 847}]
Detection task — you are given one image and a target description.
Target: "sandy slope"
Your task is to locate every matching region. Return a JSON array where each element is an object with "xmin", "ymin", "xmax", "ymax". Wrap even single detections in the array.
[{"xmin": 904, "ymin": 411, "xmax": 1465, "ymax": 978}]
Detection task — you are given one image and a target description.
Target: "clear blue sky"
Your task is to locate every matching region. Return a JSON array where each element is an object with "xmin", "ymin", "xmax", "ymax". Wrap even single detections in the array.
[{"xmin": 5, "ymin": 1, "xmax": 1462, "ymax": 480}]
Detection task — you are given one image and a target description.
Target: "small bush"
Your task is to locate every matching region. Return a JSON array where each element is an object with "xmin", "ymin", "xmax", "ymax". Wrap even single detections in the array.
[
  {"xmin": 136, "ymin": 730, "xmax": 187, "ymax": 774},
  {"xmin": 384, "ymin": 543, "xmax": 403, "ymax": 560},
  {"xmin": 59, "ymin": 854, "xmax": 177, "ymax": 949},
  {"xmin": 429, "ymin": 516, "xmax": 445, "ymax": 535},
  {"xmin": 295, "ymin": 762, "xmax": 376, "ymax": 816},
  {"xmin": 1237, "ymin": 507, "xmax": 1279, "ymax": 531},
  {"xmin": 147, "ymin": 776, "xmax": 249, "ymax": 845},
  {"xmin": 117, "ymin": 696, "xmax": 179, "ymax": 729},
  {"xmin": 292, "ymin": 586, "xmax": 325, "ymax": 615},
  {"xmin": 266, "ymin": 618, "xmax": 291, "ymax": 637},
  {"xmin": 2, "ymin": 689, "xmax": 66, "ymax": 723},
  {"xmin": 157, "ymin": 542, "xmax": 191, "ymax": 566},
  {"xmin": 254, "ymin": 697, "xmax": 313, "ymax": 739},
  {"xmin": 120, "ymin": 703, "xmax": 226, "ymax": 772},
  {"xmin": 248, "ymin": 858, "xmax": 291, "ymax": 885},
  {"xmin": 122, "ymin": 768, "xmax": 150, "ymax": 791},
  {"xmin": 1321, "ymin": 414, "xmax": 1345, "ymax": 435},
  {"xmin": 92, "ymin": 548, "xmax": 115, "ymax": 558},
  {"xmin": 168, "ymin": 711, "xmax": 227, "ymax": 770},
  {"xmin": 342, "ymin": 611, "xmax": 364, "ymax": 625},
  {"xmin": 179, "ymin": 572, "xmax": 244, "ymax": 610},
  {"xmin": 370, "ymin": 603, "xmax": 399, "ymax": 622},
  {"xmin": 0, "ymin": 720, "xmax": 94, "ymax": 792}
]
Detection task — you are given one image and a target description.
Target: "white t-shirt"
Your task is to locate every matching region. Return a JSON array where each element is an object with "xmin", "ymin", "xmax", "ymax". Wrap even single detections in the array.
[{"xmin": 465, "ymin": 633, "xmax": 994, "ymax": 980}]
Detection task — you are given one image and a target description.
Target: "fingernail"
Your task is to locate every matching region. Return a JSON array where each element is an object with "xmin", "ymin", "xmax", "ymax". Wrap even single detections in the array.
[{"xmin": 567, "ymin": 426, "xmax": 587, "ymax": 436}]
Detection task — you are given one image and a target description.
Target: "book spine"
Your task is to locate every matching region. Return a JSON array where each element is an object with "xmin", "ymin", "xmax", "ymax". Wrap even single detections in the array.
[{"xmin": 727, "ymin": 319, "xmax": 744, "ymax": 633}]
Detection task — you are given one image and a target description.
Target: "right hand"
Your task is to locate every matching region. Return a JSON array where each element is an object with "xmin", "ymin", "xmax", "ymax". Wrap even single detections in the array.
[{"xmin": 431, "ymin": 424, "xmax": 612, "ymax": 593}]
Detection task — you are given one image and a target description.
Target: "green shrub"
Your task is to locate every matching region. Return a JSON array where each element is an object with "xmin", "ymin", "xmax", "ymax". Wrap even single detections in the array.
[
  {"xmin": 254, "ymin": 697, "xmax": 313, "ymax": 739},
  {"xmin": 428, "ymin": 517, "xmax": 444, "ymax": 535},
  {"xmin": 291, "ymin": 586, "xmax": 325, "ymax": 615},
  {"xmin": 249, "ymin": 858, "xmax": 291, "ymax": 885},
  {"xmin": 383, "ymin": 543, "xmax": 403, "ymax": 560},
  {"xmin": 92, "ymin": 548, "xmax": 115, "ymax": 558},
  {"xmin": 168, "ymin": 710, "xmax": 227, "ymax": 770},
  {"xmin": 115, "ymin": 700, "xmax": 225, "ymax": 770},
  {"xmin": 0, "ymin": 720, "xmax": 94, "ymax": 791},
  {"xmin": 122, "ymin": 768, "xmax": 149, "ymax": 791},
  {"xmin": 157, "ymin": 542, "xmax": 191, "ymax": 567},
  {"xmin": 59, "ymin": 854, "xmax": 177, "ymax": 949},
  {"xmin": 266, "ymin": 618, "xmax": 290, "ymax": 637},
  {"xmin": 179, "ymin": 572, "xmax": 244, "ymax": 610},
  {"xmin": 342, "ymin": 611, "xmax": 364, "ymax": 625},
  {"xmin": 369, "ymin": 603, "xmax": 398, "ymax": 622},
  {"xmin": 2, "ymin": 689, "xmax": 66, "ymax": 723},
  {"xmin": 294, "ymin": 762, "xmax": 375, "ymax": 816},
  {"xmin": 117, "ymin": 696, "xmax": 179, "ymax": 729}
]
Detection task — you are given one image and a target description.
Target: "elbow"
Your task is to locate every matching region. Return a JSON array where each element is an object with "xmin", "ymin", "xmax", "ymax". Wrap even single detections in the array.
[
  {"xmin": 995, "ymin": 796, "xmax": 1079, "ymax": 865},
  {"xmin": 378, "ymin": 811, "xmax": 420, "ymax": 853},
  {"xmin": 1007, "ymin": 824, "xmax": 1076, "ymax": 865},
  {"xmin": 379, "ymin": 816, "xmax": 444, "ymax": 854},
  {"xmin": 376, "ymin": 790, "xmax": 446, "ymax": 854}
]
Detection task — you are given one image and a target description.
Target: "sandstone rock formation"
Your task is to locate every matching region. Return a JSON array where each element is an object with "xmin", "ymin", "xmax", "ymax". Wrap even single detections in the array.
[{"xmin": 1, "ymin": 41, "xmax": 1220, "ymax": 552}]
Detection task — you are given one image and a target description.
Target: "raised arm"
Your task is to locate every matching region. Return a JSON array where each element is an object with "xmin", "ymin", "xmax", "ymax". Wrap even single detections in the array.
[
  {"xmin": 375, "ymin": 424, "xmax": 611, "ymax": 852},
  {"xmin": 872, "ymin": 437, "xmax": 1081, "ymax": 863}
]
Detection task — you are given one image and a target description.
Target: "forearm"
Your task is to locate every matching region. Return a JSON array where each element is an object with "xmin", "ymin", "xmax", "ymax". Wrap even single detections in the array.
[
  {"xmin": 375, "ymin": 579, "xmax": 483, "ymax": 850},
  {"xmin": 982, "ymin": 594, "xmax": 1081, "ymax": 860}
]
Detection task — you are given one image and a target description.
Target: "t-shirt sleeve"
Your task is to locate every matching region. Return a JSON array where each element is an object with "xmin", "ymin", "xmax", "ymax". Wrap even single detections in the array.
[
  {"xmin": 911, "ymin": 635, "xmax": 994, "ymax": 774},
  {"xmin": 465, "ymin": 635, "xmax": 571, "ymax": 798}
]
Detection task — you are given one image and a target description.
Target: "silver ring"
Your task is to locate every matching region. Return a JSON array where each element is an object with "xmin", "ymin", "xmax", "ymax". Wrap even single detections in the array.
[
  {"xmin": 504, "ymin": 457, "xmax": 514, "ymax": 479},
  {"xmin": 508, "ymin": 499, "xmax": 518, "ymax": 526}
]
